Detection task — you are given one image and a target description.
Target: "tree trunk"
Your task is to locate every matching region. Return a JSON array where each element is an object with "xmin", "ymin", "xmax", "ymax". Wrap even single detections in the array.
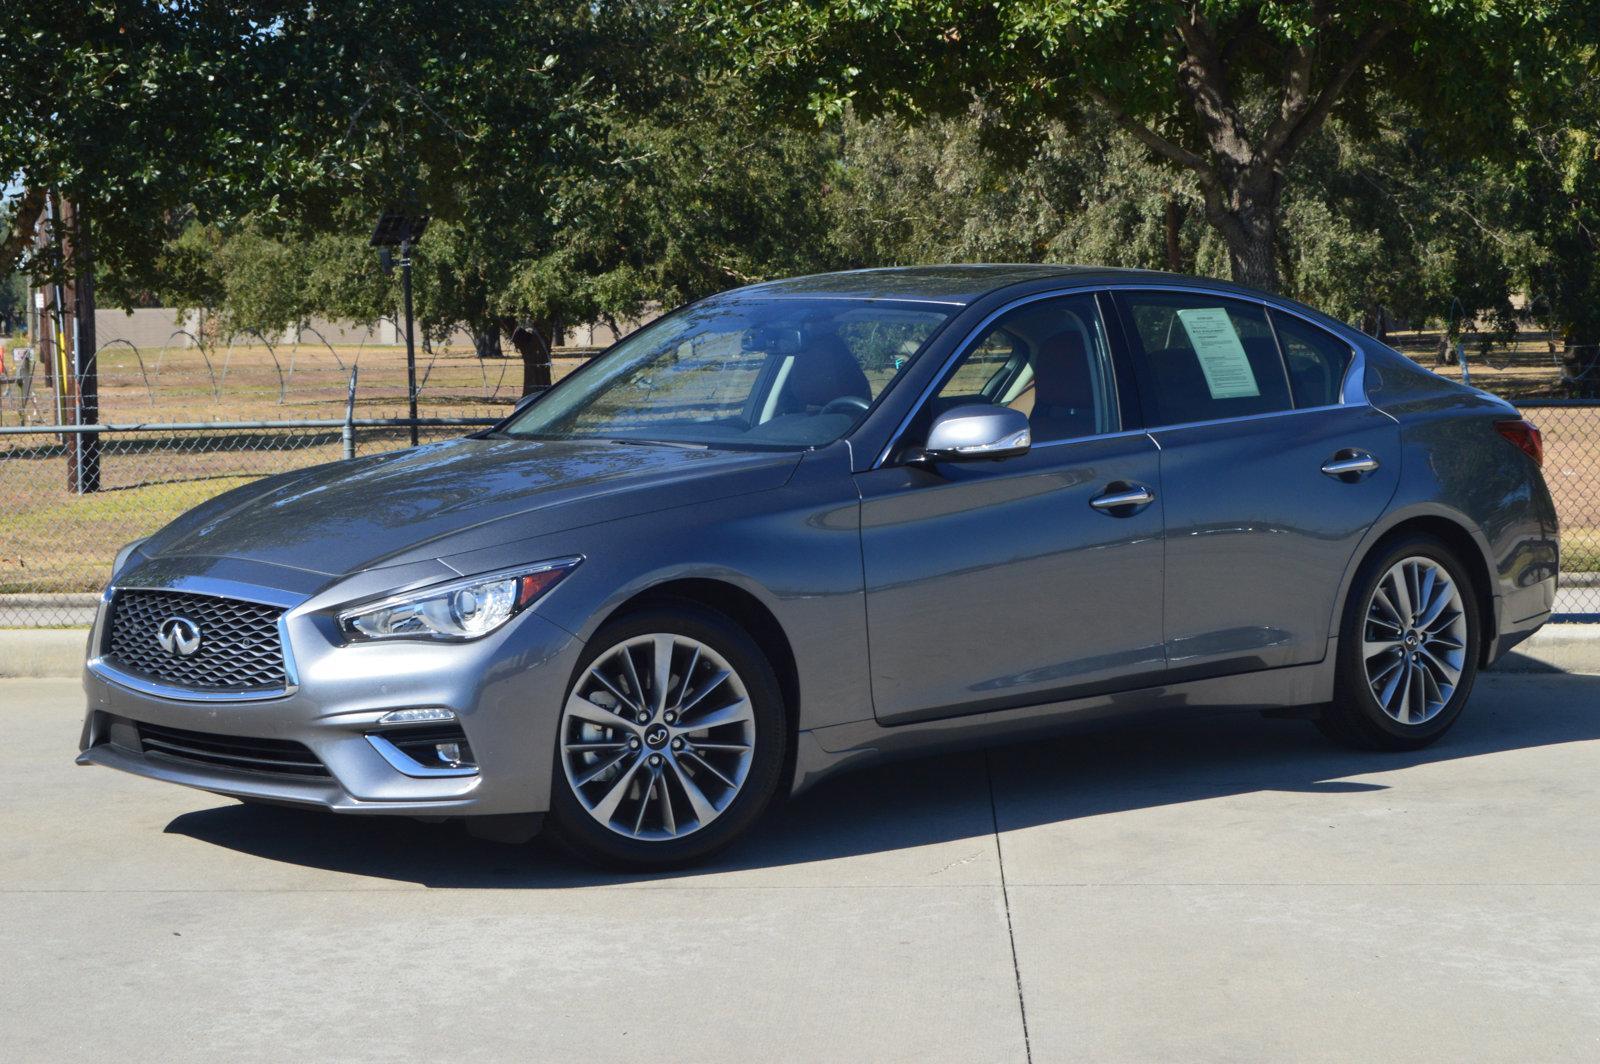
[
  {"xmin": 1219, "ymin": 213, "xmax": 1279, "ymax": 292},
  {"xmin": 1202, "ymin": 170, "xmax": 1282, "ymax": 293},
  {"xmin": 504, "ymin": 317, "xmax": 559, "ymax": 394},
  {"xmin": 472, "ymin": 320, "xmax": 501, "ymax": 359},
  {"xmin": 1162, "ymin": 197, "xmax": 1186, "ymax": 273}
]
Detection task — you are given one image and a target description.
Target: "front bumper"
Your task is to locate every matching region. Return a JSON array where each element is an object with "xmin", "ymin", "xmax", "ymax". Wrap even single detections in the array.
[{"xmin": 77, "ymin": 560, "xmax": 582, "ymax": 817}]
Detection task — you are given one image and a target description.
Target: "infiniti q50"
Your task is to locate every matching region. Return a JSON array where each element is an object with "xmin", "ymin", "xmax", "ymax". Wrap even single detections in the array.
[{"xmin": 78, "ymin": 266, "xmax": 1558, "ymax": 868}]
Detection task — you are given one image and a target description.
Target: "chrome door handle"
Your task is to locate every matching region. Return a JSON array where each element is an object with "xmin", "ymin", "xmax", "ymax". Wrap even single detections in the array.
[
  {"xmin": 1090, "ymin": 484, "xmax": 1156, "ymax": 512},
  {"xmin": 1321, "ymin": 451, "xmax": 1380, "ymax": 479}
]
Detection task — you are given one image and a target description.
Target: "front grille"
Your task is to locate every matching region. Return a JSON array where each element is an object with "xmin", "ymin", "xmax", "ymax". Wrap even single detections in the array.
[
  {"xmin": 106, "ymin": 590, "xmax": 287, "ymax": 692},
  {"xmin": 136, "ymin": 721, "xmax": 329, "ymax": 778}
]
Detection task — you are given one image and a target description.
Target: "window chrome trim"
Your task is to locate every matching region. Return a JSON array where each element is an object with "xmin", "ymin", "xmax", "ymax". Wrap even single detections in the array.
[{"xmin": 872, "ymin": 282, "xmax": 1369, "ymax": 468}]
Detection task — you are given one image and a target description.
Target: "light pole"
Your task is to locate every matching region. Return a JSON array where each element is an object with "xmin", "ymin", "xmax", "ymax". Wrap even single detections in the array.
[{"xmin": 370, "ymin": 210, "xmax": 430, "ymax": 447}]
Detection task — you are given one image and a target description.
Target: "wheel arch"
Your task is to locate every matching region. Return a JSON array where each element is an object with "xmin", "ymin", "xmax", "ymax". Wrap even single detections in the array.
[
  {"xmin": 1333, "ymin": 507, "xmax": 1498, "ymax": 666},
  {"xmin": 590, "ymin": 577, "xmax": 802, "ymax": 774}
]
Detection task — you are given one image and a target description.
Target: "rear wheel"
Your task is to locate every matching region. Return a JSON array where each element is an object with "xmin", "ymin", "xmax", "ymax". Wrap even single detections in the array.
[
  {"xmin": 546, "ymin": 605, "xmax": 787, "ymax": 869},
  {"xmin": 1318, "ymin": 534, "xmax": 1482, "ymax": 750}
]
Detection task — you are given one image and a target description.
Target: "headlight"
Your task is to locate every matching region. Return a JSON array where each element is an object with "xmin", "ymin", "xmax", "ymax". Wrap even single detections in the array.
[
  {"xmin": 111, "ymin": 537, "xmax": 149, "ymax": 579},
  {"xmin": 339, "ymin": 558, "xmax": 580, "ymax": 642}
]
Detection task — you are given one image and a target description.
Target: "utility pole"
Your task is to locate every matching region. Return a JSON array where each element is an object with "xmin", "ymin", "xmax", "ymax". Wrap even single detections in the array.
[
  {"xmin": 370, "ymin": 210, "xmax": 429, "ymax": 448},
  {"xmin": 400, "ymin": 236, "xmax": 418, "ymax": 446}
]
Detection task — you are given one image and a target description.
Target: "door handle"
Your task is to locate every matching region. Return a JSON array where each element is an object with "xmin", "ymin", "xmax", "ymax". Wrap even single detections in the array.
[
  {"xmin": 1090, "ymin": 483, "xmax": 1156, "ymax": 512},
  {"xmin": 1320, "ymin": 451, "xmax": 1381, "ymax": 479}
]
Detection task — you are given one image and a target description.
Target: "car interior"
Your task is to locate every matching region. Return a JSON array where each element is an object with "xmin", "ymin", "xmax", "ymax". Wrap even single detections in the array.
[{"xmin": 899, "ymin": 299, "xmax": 1119, "ymax": 452}]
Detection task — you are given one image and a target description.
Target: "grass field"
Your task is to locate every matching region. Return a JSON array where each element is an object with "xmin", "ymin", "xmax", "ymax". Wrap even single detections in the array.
[
  {"xmin": 1, "ymin": 338, "xmax": 1596, "ymax": 609},
  {"xmin": 1, "ymin": 341, "xmax": 592, "ymax": 427}
]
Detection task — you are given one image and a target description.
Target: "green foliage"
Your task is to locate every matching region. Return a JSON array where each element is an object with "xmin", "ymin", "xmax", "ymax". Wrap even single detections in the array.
[
  {"xmin": 0, "ymin": 270, "xmax": 26, "ymax": 332},
  {"xmin": 824, "ymin": 110, "xmax": 1207, "ymax": 271},
  {"xmin": 0, "ymin": 3, "xmax": 292, "ymax": 294},
  {"xmin": 4, "ymin": 0, "xmax": 1597, "ymax": 356},
  {"xmin": 694, "ymin": 0, "xmax": 1597, "ymax": 290},
  {"xmin": 1497, "ymin": 79, "xmax": 1600, "ymax": 346}
]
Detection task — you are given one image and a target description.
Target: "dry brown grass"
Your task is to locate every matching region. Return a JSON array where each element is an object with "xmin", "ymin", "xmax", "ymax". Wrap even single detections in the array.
[{"xmin": 2, "ymin": 342, "xmax": 591, "ymax": 427}]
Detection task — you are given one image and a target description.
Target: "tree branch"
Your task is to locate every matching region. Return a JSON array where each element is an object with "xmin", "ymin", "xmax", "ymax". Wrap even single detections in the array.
[
  {"xmin": 0, "ymin": 186, "xmax": 47, "ymax": 279},
  {"xmin": 1259, "ymin": 24, "xmax": 1390, "ymax": 165},
  {"xmin": 1171, "ymin": 7, "xmax": 1253, "ymax": 167},
  {"xmin": 1083, "ymin": 86, "xmax": 1211, "ymax": 177}
]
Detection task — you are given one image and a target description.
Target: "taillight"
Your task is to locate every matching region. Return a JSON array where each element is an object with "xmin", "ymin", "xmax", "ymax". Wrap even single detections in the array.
[{"xmin": 1495, "ymin": 418, "xmax": 1543, "ymax": 467}]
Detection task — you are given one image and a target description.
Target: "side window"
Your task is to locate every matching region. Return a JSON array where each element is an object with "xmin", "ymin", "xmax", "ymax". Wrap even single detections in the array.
[
  {"xmin": 1271, "ymin": 310, "xmax": 1353, "ymax": 407},
  {"xmin": 922, "ymin": 294, "xmax": 1119, "ymax": 445},
  {"xmin": 1115, "ymin": 291, "xmax": 1291, "ymax": 425}
]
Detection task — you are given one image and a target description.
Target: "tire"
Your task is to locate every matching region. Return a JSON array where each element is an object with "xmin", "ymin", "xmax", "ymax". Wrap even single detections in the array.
[
  {"xmin": 545, "ymin": 604, "xmax": 788, "ymax": 870},
  {"xmin": 1317, "ymin": 532, "xmax": 1483, "ymax": 751}
]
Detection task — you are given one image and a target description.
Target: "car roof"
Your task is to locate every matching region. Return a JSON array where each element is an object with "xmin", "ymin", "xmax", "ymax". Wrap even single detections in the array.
[{"xmin": 727, "ymin": 264, "xmax": 1230, "ymax": 306}]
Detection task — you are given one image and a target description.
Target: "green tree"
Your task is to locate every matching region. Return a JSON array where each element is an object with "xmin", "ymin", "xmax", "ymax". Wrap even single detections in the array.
[
  {"xmin": 1496, "ymin": 71, "xmax": 1600, "ymax": 367},
  {"xmin": 698, "ymin": 0, "xmax": 1594, "ymax": 293},
  {"xmin": 0, "ymin": 270, "xmax": 26, "ymax": 334},
  {"xmin": 158, "ymin": 73, "xmax": 843, "ymax": 385},
  {"xmin": 0, "ymin": 3, "xmax": 296, "ymax": 298}
]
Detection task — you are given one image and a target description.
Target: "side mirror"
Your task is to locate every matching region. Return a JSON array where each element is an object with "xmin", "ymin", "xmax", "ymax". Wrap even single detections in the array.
[
  {"xmin": 910, "ymin": 404, "xmax": 1031, "ymax": 465},
  {"xmin": 511, "ymin": 387, "xmax": 549, "ymax": 415}
]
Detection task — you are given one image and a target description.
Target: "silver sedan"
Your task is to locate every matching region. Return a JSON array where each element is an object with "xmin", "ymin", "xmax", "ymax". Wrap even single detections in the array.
[{"xmin": 78, "ymin": 266, "xmax": 1558, "ymax": 868}]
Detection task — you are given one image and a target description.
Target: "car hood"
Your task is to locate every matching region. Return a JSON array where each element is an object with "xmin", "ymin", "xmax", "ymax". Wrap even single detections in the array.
[{"xmin": 141, "ymin": 436, "xmax": 803, "ymax": 577}]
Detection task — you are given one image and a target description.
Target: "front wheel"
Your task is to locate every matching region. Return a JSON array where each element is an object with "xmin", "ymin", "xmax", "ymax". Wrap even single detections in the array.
[
  {"xmin": 1318, "ymin": 534, "xmax": 1483, "ymax": 750},
  {"xmin": 545, "ymin": 605, "xmax": 787, "ymax": 869}
]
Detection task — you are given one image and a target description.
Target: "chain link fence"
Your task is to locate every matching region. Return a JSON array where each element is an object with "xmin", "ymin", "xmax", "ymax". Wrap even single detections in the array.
[
  {"xmin": 0, "ymin": 401, "xmax": 1596, "ymax": 628},
  {"xmin": 1, "ymin": 417, "xmax": 496, "ymax": 626},
  {"xmin": 1521, "ymin": 401, "xmax": 1600, "ymax": 620}
]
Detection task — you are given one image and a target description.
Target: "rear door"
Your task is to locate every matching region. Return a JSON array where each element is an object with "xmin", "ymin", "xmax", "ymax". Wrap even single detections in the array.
[
  {"xmin": 856, "ymin": 292, "xmax": 1166, "ymax": 724},
  {"xmin": 1110, "ymin": 289, "xmax": 1400, "ymax": 678}
]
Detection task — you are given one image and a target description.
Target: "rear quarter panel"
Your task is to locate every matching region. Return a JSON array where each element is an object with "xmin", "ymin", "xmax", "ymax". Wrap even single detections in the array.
[{"xmin": 1357, "ymin": 345, "xmax": 1559, "ymax": 645}]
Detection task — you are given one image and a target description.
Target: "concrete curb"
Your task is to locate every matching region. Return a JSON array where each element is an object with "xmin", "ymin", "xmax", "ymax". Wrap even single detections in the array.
[
  {"xmin": 0, "ymin": 629, "xmax": 89, "ymax": 679},
  {"xmin": 4, "ymin": 623, "xmax": 1599, "ymax": 681}
]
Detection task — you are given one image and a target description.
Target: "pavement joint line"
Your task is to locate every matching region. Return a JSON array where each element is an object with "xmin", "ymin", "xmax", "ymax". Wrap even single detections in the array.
[
  {"xmin": 998, "ymin": 881, "xmax": 1600, "ymax": 888},
  {"xmin": 985, "ymin": 748, "xmax": 1033, "ymax": 1064}
]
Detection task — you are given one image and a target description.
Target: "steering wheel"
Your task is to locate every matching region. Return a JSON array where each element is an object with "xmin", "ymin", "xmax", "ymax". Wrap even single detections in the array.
[{"xmin": 820, "ymin": 395, "xmax": 871, "ymax": 416}]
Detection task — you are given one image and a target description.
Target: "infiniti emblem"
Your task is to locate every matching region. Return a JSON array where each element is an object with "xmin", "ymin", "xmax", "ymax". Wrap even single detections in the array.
[{"xmin": 156, "ymin": 616, "xmax": 203, "ymax": 658}]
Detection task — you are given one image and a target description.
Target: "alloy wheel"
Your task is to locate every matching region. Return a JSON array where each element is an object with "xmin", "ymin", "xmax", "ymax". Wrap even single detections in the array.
[
  {"xmin": 1361, "ymin": 556, "xmax": 1469, "ymax": 725},
  {"xmin": 559, "ymin": 633, "xmax": 756, "ymax": 841}
]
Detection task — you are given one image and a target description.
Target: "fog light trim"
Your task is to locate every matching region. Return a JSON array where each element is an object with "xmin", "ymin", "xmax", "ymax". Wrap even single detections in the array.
[{"xmin": 366, "ymin": 733, "xmax": 479, "ymax": 779}]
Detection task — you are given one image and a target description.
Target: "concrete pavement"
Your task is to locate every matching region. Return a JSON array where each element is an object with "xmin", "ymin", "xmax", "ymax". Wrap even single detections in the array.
[{"xmin": 3, "ymin": 668, "xmax": 1599, "ymax": 1062}]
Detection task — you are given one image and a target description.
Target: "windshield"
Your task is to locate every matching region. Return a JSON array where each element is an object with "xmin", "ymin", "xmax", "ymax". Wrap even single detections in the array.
[{"xmin": 501, "ymin": 296, "xmax": 956, "ymax": 449}]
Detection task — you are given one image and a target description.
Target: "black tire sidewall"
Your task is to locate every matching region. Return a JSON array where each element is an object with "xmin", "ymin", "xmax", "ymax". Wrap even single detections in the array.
[
  {"xmin": 1332, "ymin": 533, "xmax": 1482, "ymax": 749},
  {"xmin": 545, "ymin": 604, "xmax": 788, "ymax": 869}
]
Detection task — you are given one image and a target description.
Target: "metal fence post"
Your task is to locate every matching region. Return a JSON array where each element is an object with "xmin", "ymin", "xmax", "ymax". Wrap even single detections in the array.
[{"xmin": 342, "ymin": 366, "xmax": 358, "ymax": 460}]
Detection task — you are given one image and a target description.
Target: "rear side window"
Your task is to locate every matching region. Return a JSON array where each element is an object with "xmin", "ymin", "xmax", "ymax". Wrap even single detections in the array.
[
  {"xmin": 1114, "ymin": 291, "xmax": 1291, "ymax": 425},
  {"xmin": 1271, "ymin": 311, "xmax": 1353, "ymax": 407}
]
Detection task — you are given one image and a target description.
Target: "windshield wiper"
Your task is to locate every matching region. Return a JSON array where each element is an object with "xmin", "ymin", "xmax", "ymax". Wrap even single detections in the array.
[{"xmin": 604, "ymin": 437, "xmax": 708, "ymax": 450}]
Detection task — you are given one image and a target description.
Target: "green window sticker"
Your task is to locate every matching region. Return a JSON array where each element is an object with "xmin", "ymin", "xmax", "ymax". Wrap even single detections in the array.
[{"xmin": 1175, "ymin": 307, "xmax": 1261, "ymax": 399}]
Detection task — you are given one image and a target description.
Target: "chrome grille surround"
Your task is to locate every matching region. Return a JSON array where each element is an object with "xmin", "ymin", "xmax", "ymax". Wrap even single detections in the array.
[{"xmin": 106, "ymin": 589, "xmax": 288, "ymax": 693}]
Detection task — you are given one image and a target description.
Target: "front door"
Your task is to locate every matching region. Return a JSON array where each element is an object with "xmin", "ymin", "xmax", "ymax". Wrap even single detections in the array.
[{"xmin": 857, "ymin": 293, "xmax": 1166, "ymax": 725}]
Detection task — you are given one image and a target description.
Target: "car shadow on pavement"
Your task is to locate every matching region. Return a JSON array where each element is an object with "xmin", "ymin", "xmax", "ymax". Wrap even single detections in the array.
[{"xmin": 163, "ymin": 668, "xmax": 1600, "ymax": 887}]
